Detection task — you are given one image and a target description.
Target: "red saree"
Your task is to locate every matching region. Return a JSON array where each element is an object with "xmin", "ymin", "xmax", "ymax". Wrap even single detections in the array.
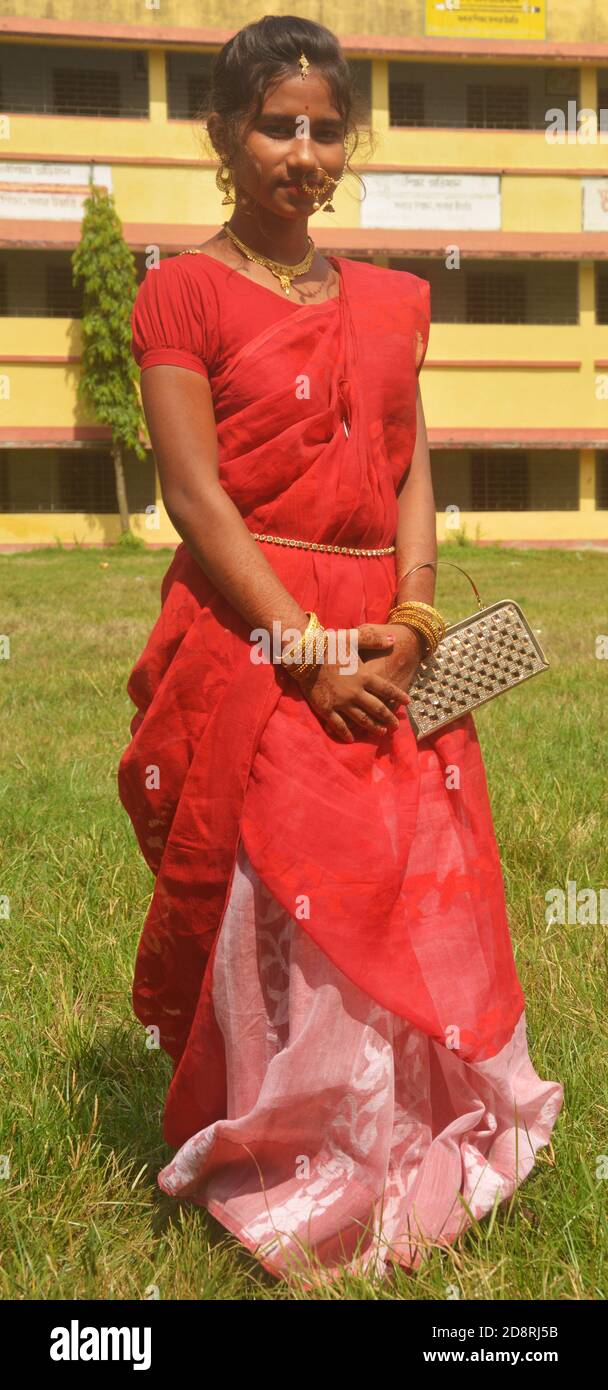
[{"xmin": 118, "ymin": 252, "xmax": 563, "ymax": 1282}]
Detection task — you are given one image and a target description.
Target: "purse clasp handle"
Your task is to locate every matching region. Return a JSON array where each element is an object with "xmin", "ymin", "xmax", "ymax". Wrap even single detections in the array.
[{"xmin": 394, "ymin": 559, "xmax": 485, "ymax": 611}]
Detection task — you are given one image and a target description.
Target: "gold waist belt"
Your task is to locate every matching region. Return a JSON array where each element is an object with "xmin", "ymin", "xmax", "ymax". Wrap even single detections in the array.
[{"xmin": 251, "ymin": 531, "xmax": 395, "ymax": 557}]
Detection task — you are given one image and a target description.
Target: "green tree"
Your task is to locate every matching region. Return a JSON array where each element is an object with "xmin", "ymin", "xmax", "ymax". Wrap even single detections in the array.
[{"xmin": 72, "ymin": 181, "xmax": 146, "ymax": 536}]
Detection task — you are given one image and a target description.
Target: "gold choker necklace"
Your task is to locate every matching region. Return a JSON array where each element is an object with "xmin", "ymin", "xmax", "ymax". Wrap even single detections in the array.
[{"xmin": 222, "ymin": 221, "xmax": 315, "ymax": 296}]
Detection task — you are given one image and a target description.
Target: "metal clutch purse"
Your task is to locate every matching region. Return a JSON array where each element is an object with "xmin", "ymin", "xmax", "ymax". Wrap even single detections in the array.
[{"xmin": 403, "ymin": 559, "xmax": 549, "ymax": 740}]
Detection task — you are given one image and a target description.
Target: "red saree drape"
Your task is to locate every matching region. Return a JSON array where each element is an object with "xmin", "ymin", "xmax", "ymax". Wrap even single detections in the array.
[{"xmin": 119, "ymin": 256, "xmax": 535, "ymax": 1156}]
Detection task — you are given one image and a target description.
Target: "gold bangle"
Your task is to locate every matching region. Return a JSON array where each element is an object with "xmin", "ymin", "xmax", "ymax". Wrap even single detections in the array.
[
  {"xmin": 386, "ymin": 609, "xmax": 443, "ymax": 656},
  {"xmin": 388, "ymin": 599, "xmax": 446, "ymax": 629},
  {"xmin": 291, "ymin": 625, "xmax": 328, "ymax": 675},
  {"xmin": 388, "ymin": 613, "xmax": 445, "ymax": 645},
  {"xmin": 387, "ymin": 609, "xmax": 443, "ymax": 632},
  {"xmin": 387, "ymin": 600, "xmax": 447, "ymax": 652},
  {"xmin": 291, "ymin": 630, "xmax": 330, "ymax": 687},
  {"xmin": 280, "ymin": 610, "xmax": 320, "ymax": 666},
  {"xmin": 281, "ymin": 611, "xmax": 329, "ymax": 685}
]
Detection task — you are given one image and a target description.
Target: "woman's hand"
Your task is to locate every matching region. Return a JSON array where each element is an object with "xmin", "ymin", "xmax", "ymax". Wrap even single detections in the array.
[
  {"xmin": 359, "ymin": 623, "xmax": 425, "ymax": 711},
  {"xmin": 295, "ymin": 623, "xmax": 416, "ymax": 744}
]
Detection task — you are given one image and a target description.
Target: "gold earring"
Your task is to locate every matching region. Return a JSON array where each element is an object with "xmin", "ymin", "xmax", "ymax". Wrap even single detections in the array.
[{"xmin": 215, "ymin": 163, "xmax": 235, "ymax": 205}]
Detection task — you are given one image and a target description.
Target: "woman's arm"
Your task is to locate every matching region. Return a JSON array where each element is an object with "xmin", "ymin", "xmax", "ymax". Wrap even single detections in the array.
[
  {"xmin": 360, "ymin": 384, "xmax": 438, "ymax": 690},
  {"xmin": 140, "ymin": 364, "xmax": 310, "ymax": 645},
  {"xmin": 392, "ymin": 383, "xmax": 438, "ymax": 609}
]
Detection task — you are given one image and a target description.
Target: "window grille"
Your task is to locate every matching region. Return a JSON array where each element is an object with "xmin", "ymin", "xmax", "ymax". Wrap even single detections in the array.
[
  {"xmin": 0, "ymin": 252, "xmax": 84, "ymax": 317},
  {"xmin": 389, "ymin": 83, "xmax": 425, "ymax": 127},
  {"xmin": 466, "ymin": 272, "xmax": 527, "ymax": 323},
  {"xmin": 596, "ymin": 267, "xmax": 608, "ymax": 324},
  {"xmin": 0, "ymin": 251, "xmax": 149, "ymax": 316},
  {"xmin": 0, "ymin": 450, "xmax": 155, "ymax": 513},
  {"xmin": 131, "ymin": 52, "xmax": 147, "ymax": 80},
  {"xmin": 52, "ymin": 67, "xmax": 121, "ymax": 117},
  {"xmin": 0, "ymin": 452, "xmax": 8, "ymax": 511},
  {"xmin": 388, "ymin": 258, "xmax": 578, "ymax": 325},
  {"xmin": 58, "ymin": 454, "xmax": 118, "ymax": 511},
  {"xmin": 166, "ymin": 52, "xmax": 214, "ymax": 119},
  {"xmin": 45, "ymin": 262, "xmax": 82, "ymax": 318},
  {"xmin": 471, "ymin": 452, "xmax": 529, "ymax": 510},
  {"xmin": 597, "ymin": 453, "xmax": 608, "ymax": 510},
  {"xmin": 466, "ymin": 83, "xmax": 530, "ymax": 130},
  {"xmin": 0, "ymin": 44, "xmax": 148, "ymax": 116},
  {"xmin": 186, "ymin": 74, "xmax": 210, "ymax": 121},
  {"xmin": 431, "ymin": 451, "xmax": 579, "ymax": 513},
  {"xmin": 388, "ymin": 62, "xmax": 578, "ymax": 130}
]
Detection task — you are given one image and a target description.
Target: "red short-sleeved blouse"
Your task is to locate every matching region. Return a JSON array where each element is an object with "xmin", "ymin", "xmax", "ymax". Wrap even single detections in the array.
[{"xmin": 130, "ymin": 252, "xmax": 343, "ymax": 384}]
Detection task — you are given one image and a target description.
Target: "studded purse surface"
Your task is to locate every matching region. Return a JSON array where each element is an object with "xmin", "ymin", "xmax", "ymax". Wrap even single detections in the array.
[{"xmin": 404, "ymin": 559, "xmax": 549, "ymax": 740}]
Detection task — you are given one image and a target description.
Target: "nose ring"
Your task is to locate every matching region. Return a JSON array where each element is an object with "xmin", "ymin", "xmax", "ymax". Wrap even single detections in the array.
[{"xmin": 300, "ymin": 167, "xmax": 339, "ymax": 211}]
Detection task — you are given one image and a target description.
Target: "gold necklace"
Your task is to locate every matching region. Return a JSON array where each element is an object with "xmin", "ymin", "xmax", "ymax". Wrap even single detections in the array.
[{"xmin": 222, "ymin": 220, "xmax": 315, "ymax": 296}]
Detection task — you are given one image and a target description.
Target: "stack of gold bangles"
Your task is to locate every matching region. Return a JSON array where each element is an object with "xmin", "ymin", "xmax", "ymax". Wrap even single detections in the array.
[
  {"xmin": 386, "ymin": 600, "xmax": 446, "ymax": 656},
  {"xmin": 280, "ymin": 611, "xmax": 329, "ymax": 688}
]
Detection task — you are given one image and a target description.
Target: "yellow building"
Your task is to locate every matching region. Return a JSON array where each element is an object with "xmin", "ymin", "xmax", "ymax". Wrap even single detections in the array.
[{"xmin": 1, "ymin": 0, "xmax": 607, "ymax": 549}]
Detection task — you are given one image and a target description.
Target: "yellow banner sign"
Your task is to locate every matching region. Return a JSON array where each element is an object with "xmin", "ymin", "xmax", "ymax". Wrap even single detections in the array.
[{"xmin": 425, "ymin": 1, "xmax": 546, "ymax": 40}]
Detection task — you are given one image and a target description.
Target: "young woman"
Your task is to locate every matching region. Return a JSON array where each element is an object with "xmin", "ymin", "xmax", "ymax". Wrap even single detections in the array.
[{"xmin": 118, "ymin": 15, "xmax": 563, "ymax": 1285}]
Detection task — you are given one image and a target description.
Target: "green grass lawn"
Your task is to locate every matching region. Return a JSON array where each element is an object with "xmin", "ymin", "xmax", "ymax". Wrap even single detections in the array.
[{"xmin": 0, "ymin": 540, "xmax": 606, "ymax": 1300}]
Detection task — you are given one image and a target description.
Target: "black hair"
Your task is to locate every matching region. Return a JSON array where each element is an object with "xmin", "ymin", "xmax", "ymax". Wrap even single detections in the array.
[{"xmin": 197, "ymin": 14, "xmax": 375, "ymax": 198}]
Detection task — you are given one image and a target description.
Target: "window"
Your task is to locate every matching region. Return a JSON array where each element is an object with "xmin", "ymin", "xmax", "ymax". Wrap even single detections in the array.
[
  {"xmin": 57, "ymin": 453, "xmax": 119, "ymax": 511},
  {"xmin": 432, "ymin": 451, "xmax": 579, "ymax": 513},
  {"xmin": 466, "ymin": 272, "xmax": 527, "ymax": 323},
  {"xmin": 389, "ymin": 82, "xmax": 425, "ymax": 127},
  {"xmin": 466, "ymin": 83, "xmax": 530, "ymax": 130},
  {"xmin": 0, "ymin": 450, "xmax": 156, "ymax": 513},
  {"xmin": 45, "ymin": 261, "xmax": 82, "ymax": 318},
  {"xmin": 0, "ymin": 250, "xmax": 149, "ymax": 317},
  {"xmin": 0, "ymin": 44, "xmax": 148, "ymax": 117},
  {"xmin": 472, "ymin": 453, "xmax": 529, "ymax": 510},
  {"xmin": 166, "ymin": 52, "xmax": 214, "ymax": 120},
  {"xmin": 388, "ymin": 62, "xmax": 578, "ymax": 130},
  {"xmin": 389, "ymin": 258, "xmax": 578, "ymax": 325},
  {"xmin": 0, "ymin": 449, "xmax": 8, "ymax": 512},
  {"xmin": 52, "ymin": 67, "xmax": 121, "ymax": 117},
  {"xmin": 597, "ymin": 453, "xmax": 608, "ymax": 510},
  {"xmin": 596, "ymin": 266, "xmax": 608, "ymax": 324}
]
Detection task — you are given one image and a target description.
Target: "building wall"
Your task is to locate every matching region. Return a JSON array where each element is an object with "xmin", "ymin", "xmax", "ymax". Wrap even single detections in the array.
[
  {"xmin": 1, "ymin": 2, "xmax": 608, "ymax": 546},
  {"xmin": 3, "ymin": 1, "xmax": 608, "ymax": 44}
]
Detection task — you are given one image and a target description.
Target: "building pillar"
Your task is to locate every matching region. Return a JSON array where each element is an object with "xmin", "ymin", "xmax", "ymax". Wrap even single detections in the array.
[
  {"xmin": 149, "ymin": 49, "xmax": 167, "ymax": 124},
  {"xmin": 579, "ymin": 65, "xmax": 598, "ymax": 118},
  {"xmin": 371, "ymin": 60, "xmax": 389, "ymax": 265},
  {"xmin": 579, "ymin": 449, "xmax": 596, "ymax": 514},
  {"xmin": 579, "ymin": 259, "xmax": 595, "ymax": 324},
  {"xmin": 371, "ymin": 58, "xmax": 389, "ymax": 135}
]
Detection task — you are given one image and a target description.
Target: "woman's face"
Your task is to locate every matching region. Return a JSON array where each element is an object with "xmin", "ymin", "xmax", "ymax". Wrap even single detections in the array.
[{"xmin": 223, "ymin": 70, "xmax": 347, "ymax": 218}]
